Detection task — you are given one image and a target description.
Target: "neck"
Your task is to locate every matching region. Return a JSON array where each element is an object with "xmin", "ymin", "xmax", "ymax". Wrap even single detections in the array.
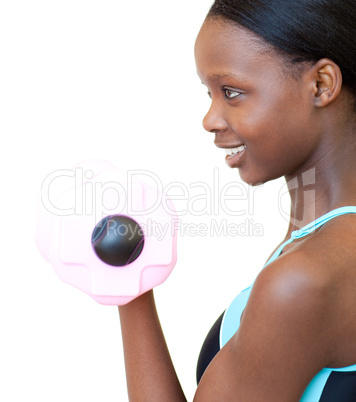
[{"xmin": 284, "ymin": 118, "xmax": 356, "ymax": 236}]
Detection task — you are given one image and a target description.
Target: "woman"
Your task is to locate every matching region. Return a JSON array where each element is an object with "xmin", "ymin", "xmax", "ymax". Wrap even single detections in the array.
[{"xmin": 118, "ymin": 0, "xmax": 356, "ymax": 400}]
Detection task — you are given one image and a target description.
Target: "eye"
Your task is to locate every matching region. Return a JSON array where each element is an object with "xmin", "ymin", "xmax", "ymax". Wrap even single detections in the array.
[{"xmin": 224, "ymin": 88, "xmax": 241, "ymax": 99}]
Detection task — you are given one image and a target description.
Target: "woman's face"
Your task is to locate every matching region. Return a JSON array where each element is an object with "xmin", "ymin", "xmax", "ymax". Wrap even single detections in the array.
[{"xmin": 195, "ymin": 18, "xmax": 322, "ymax": 186}]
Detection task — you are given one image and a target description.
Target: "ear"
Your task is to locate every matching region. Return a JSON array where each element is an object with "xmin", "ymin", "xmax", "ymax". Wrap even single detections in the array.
[{"xmin": 310, "ymin": 58, "xmax": 343, "ymax": 107}]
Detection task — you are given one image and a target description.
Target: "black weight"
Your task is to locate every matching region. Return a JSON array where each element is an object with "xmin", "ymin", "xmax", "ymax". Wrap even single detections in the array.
[{"xmin": 91, "ymin": 215, "xmax": 145, "ymax": 267}]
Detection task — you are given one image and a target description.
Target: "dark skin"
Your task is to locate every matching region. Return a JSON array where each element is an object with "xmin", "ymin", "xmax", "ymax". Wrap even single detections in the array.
[{"xmin": 118, "ymin": 18, "xmax": 356, "ymax": 401}]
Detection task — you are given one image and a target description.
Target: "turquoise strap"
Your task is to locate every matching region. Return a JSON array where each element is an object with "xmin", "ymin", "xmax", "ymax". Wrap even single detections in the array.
[{"xmin": 264, "ymin": 206, "xmax": 356, "ymax": 268}]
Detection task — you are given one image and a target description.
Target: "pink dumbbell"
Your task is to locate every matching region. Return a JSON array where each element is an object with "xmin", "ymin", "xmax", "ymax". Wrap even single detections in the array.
[{"xmin": 36, "ymin": 160, "xmax": 178, "ymax": 305}]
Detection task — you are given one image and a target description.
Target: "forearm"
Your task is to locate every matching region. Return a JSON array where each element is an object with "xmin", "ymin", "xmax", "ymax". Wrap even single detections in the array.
[{"xmin": 118, "ymin": 290, "xmax": 187, "ymax": 402}]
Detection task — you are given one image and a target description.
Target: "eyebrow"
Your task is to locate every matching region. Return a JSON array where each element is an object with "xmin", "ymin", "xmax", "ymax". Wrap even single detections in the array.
[{"xmin": 204, "ymin": 72, "xmax": 247, "ymax": 83}]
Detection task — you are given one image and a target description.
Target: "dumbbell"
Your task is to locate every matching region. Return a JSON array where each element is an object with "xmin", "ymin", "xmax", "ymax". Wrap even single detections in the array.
[{"xmin": 35, "ymin": 159, "xmax": 178, "ymax": 305}]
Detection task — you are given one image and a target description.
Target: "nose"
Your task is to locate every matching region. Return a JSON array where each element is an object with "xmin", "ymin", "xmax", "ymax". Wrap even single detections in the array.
[{"xmin": 202, "ymin": 101, "xmax": 228, "ymax": 133}]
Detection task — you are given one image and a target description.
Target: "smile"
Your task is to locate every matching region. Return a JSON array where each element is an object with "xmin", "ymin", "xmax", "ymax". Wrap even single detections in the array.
[{"xmin": 225, "ymin": 145, "xmax": 246, "ymax": 158}]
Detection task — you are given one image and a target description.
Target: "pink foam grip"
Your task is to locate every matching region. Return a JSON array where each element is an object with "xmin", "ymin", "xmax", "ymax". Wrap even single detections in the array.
[{"xmin": 35, "ymin": 160, "xmax": 178, "ymax": 305}]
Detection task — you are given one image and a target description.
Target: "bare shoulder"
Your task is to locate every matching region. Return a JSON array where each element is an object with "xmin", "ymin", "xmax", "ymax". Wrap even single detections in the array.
[
  {"xmin": 249, "ymin": 252, "xmax": 330, "ymax": 327},
  {"xmin": 262, "ymin": 212, "xmax": 356, "ymax": 304},
  {"xmin": 250, "ymin": 213, "xmax": 356, "ymax": 347},
  {"xmin": 240, "ymin": 215, "xmax": 356, "ymax": 376},
  {"xmin": 274, "ymin": 213, "xmax": 356, "ymax": 303},
  {"xmin": 194, "ymin": 216, "xmax": 356, "ymax": 401},
  {"xmin": 245, "ymin": 247, "xmax": 337, "ymax": 356},
  {"xmin": 194, "ymin": 251, "xmax": 333, "ymax": 401}
]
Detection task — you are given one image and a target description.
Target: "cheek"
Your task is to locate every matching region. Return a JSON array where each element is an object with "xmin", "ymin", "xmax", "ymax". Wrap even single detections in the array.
[
  {"xmin": 251, "ymin": 87, "xmax": 313, "ymax": 147},
  {"xmin": 234, "ymin": 97, "xmax": 317, "ymax": 183}
]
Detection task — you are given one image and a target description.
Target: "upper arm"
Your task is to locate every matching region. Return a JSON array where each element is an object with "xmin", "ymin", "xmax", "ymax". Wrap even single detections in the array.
[{"xmin": 194, "ymin": 254, "xmax": 334, "ymax": 401}]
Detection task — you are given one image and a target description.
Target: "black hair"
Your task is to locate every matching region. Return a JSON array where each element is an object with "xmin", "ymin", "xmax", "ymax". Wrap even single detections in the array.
[{"xmin": 207, "ymin": 0, "xmax": 356, "ymax": 98}]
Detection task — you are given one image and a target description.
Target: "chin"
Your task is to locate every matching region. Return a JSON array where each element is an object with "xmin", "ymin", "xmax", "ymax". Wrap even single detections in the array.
[
  {"xmin": 239, "ymin": 170, "xmax": 269, "ymax": 187},
  {"xmin": 239, "ymin": 165, "xmax": 284, "ymax": 187}
]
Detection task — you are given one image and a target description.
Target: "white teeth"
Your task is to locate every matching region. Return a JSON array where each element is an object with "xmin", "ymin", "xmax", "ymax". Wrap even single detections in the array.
[{"xmin": 225, "ymin": 145, "xmax": 245, "ymax": 156}]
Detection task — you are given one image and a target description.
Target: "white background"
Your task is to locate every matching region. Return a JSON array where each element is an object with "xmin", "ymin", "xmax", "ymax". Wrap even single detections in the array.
[{"xmin": 1, "ymin": 1, "xmax": 290, "ymax": 400}]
